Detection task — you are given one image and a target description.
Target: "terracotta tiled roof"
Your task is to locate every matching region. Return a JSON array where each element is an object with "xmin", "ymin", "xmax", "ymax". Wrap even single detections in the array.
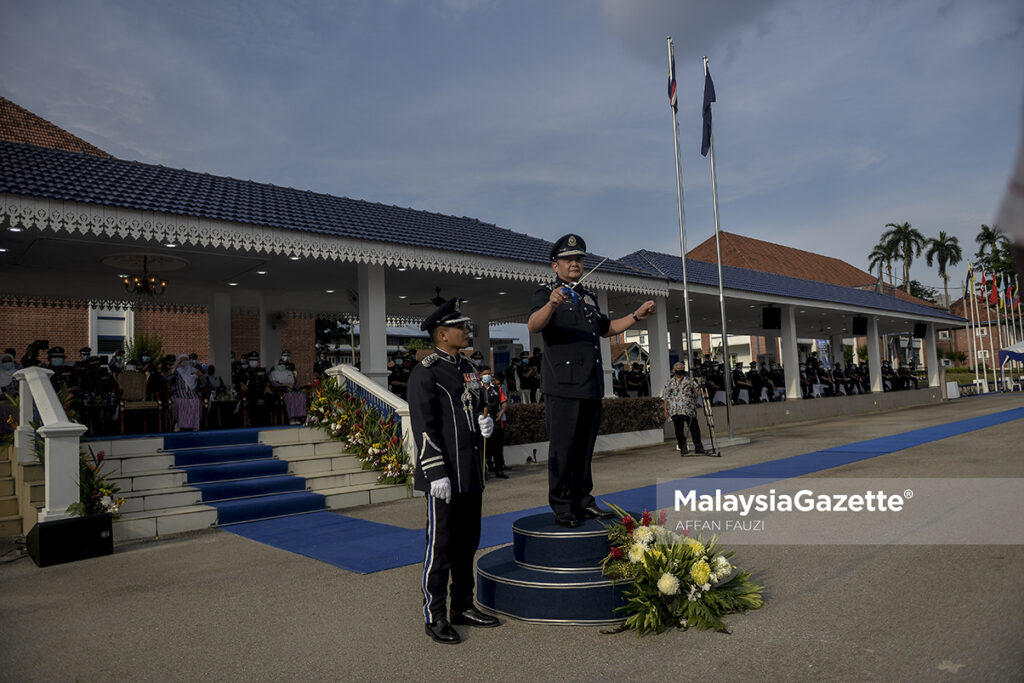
[
  {"xmin": 0, "ymin": 96, "xmax": 111, "ymax": 157},
  {"xmin": 686, "ymin": 232, "xmax": 939, "ymax": 308}
]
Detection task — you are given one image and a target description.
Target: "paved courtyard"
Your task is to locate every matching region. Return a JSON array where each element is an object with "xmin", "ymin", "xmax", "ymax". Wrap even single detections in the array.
[{"xmin": 2, "ymin": 393, "xmax": 1023, "ymax": 681}]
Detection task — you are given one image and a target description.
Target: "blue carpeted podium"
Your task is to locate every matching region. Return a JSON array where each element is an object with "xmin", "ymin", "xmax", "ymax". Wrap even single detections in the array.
[{"xmin": 475, "ymin": 513, "xmax": 630, "ymax": 625}]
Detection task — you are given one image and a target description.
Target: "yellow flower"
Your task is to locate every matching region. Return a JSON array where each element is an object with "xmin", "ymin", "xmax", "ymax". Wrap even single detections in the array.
[
  {"xmin": 627, "ymin": 543, "xmax": 646, "ymax": 563},
  {"xmin": 690, "ymin": 560, "xmax": 711, "ymax": 586},
  {"xmin": 657, "ymin": 572, "xmax": 680, "ymax": 596},
  {"xmin": 643, "ymin": 548, "xmax": 664, "ymax": 568},
  {"xmin": 684, "ymin": 538, "xmax": 705, "ymax": 556}
]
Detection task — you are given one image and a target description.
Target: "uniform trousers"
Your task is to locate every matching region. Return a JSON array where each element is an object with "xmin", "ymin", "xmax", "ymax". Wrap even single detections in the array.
[
  {"xmin": 544, "ymin": 395, "xmax": 601, "ymax": 515},
  {"xmin": 422, "ymin": 491, "xmax": 482, "ymax": 623}
]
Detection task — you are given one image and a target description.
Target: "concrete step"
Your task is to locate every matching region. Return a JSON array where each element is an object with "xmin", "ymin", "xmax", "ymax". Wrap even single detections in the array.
[
  {"xmin": 0, "ymin": 495, "xmax": 18, "ymax": 516},
  {"xmin": 108, "ymin": 467, "xmax": 189, "ymax": 494},
  {"xmin": 302, "ymin": 468, "xmax": 381, "ymax": 490},
  {"xmin": 322, "ymin": 481, "xmax": 410, "ymax": 510},
  {"xmin": 258, "ymin": 426, "xmax": 335, "ymax": 446},
  {"xmin": 0, "ymin": 477, "xmax": 13, "ymax": 497},
  {"xmin": 113, "ymin": 504, "xmax": 218, "ymax": 543},
  {"xmin": 0, "ymin": 513, "xmax": 22, "ymax": 536},
  {"xmin": 281, "ymin": 452, "xmax": 362, "ymax": 476},
  {"xmin": 0, "ymin": 459, "xmax": 10, "ymax": 477}
]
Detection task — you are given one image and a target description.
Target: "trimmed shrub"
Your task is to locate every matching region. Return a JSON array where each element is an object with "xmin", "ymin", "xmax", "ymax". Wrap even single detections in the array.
[{"xmin": 504, "ymin": 397, "xmax": 665, "ymax": 446}]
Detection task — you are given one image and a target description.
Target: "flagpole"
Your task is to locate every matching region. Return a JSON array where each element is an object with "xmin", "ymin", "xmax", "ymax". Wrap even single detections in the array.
[
  {"xmin": 667, "ymin": 37, "xmax": 694, "ymax": 371},
  {"xmin": 703, "ymin": 55, "xmax": 733, "ymax": 439},
  {"xmin": 971, "ymin": 272, "xmax": 986, "ymax": 388},
  {"xmin": 961, "ymin": 278, "xmax": 977, "ymax": 381},
  {"xmin": 983, "ymin": 271, "xmax": 996, "ymax": 391}
]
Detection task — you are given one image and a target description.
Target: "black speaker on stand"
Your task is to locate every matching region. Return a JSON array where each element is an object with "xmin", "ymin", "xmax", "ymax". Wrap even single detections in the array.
[
  {"xmin": 762, "ymin": 306, "xmax": 781, "ymax": 330},
  {"xmin": 26, "ymin": 514, "xmax": 113, "ymax": 567},
  {"xmin": 913, "ymin": 323, "xmax": 927, "ymax": 339},
  {"xmin": 852, "ymin": 316, "xmax": 868, "ymax": 336}
]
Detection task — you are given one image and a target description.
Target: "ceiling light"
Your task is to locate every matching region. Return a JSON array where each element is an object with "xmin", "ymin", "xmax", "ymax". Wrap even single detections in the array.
[
  {"xmin": 325, "ymin": 289, "xmax": 335, "ymax": 293},
  {"xmin": 289, "ymin": 255, "xmax": 300, "ymax": 261},
  {"xmin": 227, "ymin": 282, "xmax": 238, "ymax": 287},
  {"xmin": 498, "ymin": 291, "xmax": 507, "ymax": 295},
  {"xmin": 398, "ymin": 295, "xmax": 407, "ymax": 299},
  {"xmin": 256, "ymin": 270, "xmax": 268, "ymax": 275},
  {"xmin": 123, "ymin": 256, "xmax": 168, "ymax": 296},
  {"xmin": 8, "ymin": 227, "xmax": 22, "ymax": 232},
  {"xmin": 397, "ymin": 267, "xmax": 407, "ymax": 272},
  {"xmin": 165, "ymin": 243, "xmax": 176, "ymax": 248},
  {"xmin": 473, "ymin": 276, "xmax": 484, "ymax": 280},
  {"xmin": 0, "ymin": 247, "xmax": 7, "ymax": 253}
]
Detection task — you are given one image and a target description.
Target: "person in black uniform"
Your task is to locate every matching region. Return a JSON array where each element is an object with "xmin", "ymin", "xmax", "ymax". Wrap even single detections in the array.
[
  {"xmin": 408, "ymin": 298, "xmax": 499, "ymax": 645},
  {"xmin": 528, "ymin": 233, "xmax": 656, "ymax": 528}
]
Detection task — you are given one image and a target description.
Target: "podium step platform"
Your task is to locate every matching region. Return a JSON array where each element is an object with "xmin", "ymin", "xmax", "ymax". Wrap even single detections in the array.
[{"xmin": 476, "ymin": 512, "xmax": 630, "ymax": 625}]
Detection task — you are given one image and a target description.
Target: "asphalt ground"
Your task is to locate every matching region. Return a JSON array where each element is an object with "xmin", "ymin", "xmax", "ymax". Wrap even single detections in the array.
[{"xmin": 1, "ymin": 394, "xmax": 1023, "ymax": 681}]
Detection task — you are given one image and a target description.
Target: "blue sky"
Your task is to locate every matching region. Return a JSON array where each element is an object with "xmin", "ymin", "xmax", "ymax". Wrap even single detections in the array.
[{"xmin": 1, "ymin": 0, "xmax": 1022, "ymax": 295}]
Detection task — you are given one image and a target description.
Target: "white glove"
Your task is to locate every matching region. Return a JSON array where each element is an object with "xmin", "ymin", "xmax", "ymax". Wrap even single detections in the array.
[
  {"xmin": 478, "ymin": 415, "xmax": 494, "ymax": 438},
  {"xmin": 430, "ymin": 477, "xmax": 452, "ymax": 504}
]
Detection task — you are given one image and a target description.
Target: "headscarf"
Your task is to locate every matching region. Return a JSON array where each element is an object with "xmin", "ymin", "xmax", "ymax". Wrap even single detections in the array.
[
  {"xmin": 0, "ymin": 353, "xmax": 16, "ymax": 389},
  {"xmin": 175, "ymin": 353, "xmax": 198, "ymax": 390}
]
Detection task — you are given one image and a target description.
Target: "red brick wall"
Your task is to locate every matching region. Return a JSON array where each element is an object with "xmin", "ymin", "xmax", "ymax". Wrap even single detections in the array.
[
  {"xmin": 231, "ymin": 310, "xmax": 260, "ymax": 361},
  {"xmin": 134, "ymin": 308, "xmax": 209, "ymax": 361},
  {"xmin": 282, "ymin": 316, "xmax": 315, "ymax": 384},
  {"xmin": 0, "ymin": 303, "xmax": 89, "ymax": 361}
]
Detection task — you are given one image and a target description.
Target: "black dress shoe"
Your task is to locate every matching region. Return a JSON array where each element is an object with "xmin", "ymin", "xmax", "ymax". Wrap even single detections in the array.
[
  {"xmin": 425, "ymin": 619, "xmax": 461, "ymax": 644},
  {"xmin": 554, "ymin": 512, "xmax": 579, "ymax": 528},
  {"xmin": 694, "ymin": 447, "xmax": 707, "ymax": 455},
  {"xmin": 494, "ymin": 471, "xmax": 509, "ymax": 479},
  {"xmin": 579, "ymin": 505, "xmax": 617, "ymax": 519},
  {"xmin": 450, "ymin": 606, "xmax": 500, "ymax": 628}
]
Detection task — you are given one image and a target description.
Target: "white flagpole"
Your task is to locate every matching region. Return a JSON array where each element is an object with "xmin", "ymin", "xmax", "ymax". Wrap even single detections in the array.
[
  {"xmin": 961, "ymin": 278, "xmax": 977, "ymax": 381},
  {"xmin": 971, "ymin": 273, "xmax": 986, "ymax": 387},
  {"xmin": 983, "ymin": 272, "xmax": 996, "ymax": 390},
  {"xmin": 704, "ymin": 55, "xmax": 733, "ymax": 439},
  {"xmin": 667, "ymin": 37, "xmax": 695, "ymax": 371}
]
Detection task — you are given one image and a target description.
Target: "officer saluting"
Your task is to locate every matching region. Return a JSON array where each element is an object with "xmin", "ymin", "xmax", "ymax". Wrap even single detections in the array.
[
  {"xmin": 408, "ymin": 297, "xmax": 499, "ymax": 644},
  {"xmin": 528, "ymin": 234, "xmax": 656, "ymax": 528}
]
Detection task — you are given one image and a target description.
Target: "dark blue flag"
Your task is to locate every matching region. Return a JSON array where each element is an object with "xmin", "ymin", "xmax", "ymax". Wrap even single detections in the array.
[{"xmin": 701, "ymin": 67, "xmax": 716, "ymax": 157}]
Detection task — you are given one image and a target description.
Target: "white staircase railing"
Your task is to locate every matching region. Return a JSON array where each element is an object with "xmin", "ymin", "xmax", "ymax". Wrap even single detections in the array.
[
  {"xmin": 13, "ymin": 366, "xmax": 88, "ymax": 522},
  {"xmin": 325, "ymin": 364, "xmax": 415, "ymax": 468}
]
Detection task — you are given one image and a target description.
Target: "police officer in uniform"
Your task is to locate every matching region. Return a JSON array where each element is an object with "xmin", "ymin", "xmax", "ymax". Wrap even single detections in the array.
[
  {"xmin": 528, "ymin": 234, "xmax": 656, "ymax": 528},
  {"xmin": 408, "ymin": 298, "xmax": 499, "ymax": 644}
]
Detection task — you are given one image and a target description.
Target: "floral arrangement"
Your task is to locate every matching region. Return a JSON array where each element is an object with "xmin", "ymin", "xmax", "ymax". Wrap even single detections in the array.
[
  {"xmin": 601, "ymin": 503, "xmax": 763, "ymax": 635},
  {"xmin": 307, "ymin": 378, "xmax": 411, "ymax": 485},
  {"xmin": 67, "ymin": 447, "xmax": 125, "ymax": 517}
]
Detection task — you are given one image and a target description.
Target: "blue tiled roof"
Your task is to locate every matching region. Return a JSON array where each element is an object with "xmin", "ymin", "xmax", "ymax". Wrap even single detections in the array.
[
  {"xmin": 619, "ymin": 249, "xmax": 964, "ymax": 322},
  {"xmin": 0, "ymin": 140, "xmax": 646, "ymax": 278}
]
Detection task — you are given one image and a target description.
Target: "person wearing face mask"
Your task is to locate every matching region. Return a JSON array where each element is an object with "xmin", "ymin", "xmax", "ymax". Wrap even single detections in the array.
[
  {"xmin": 43, "ymin": 346, "xmax": 77, "ymax": 393},
  {"xmin": 482, "ymin": 372, "xmax": 509, "ymax": 478},
  {"xmin": 269, "ymin": 353, "xmax": 307, "ymax": 424},
  {"xmin": 238, "ymin": 351, "xmax": 274, "ymax": 426},
  {"xmin": 388, "ymin": 354, "xmax": 410, "ymax": 399},
  {"xmin": 662, "ymin": 362, "xmax": 705, "ymax": 455},
  {"xmin": 164, "ymin": 353, "xmax": 205, "ymax": 431}
]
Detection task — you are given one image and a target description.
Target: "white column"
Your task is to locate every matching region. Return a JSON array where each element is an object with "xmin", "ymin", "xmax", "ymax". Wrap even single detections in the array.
[
  {"xmin": 15, "ymin": 374, "xmax": 36, "ymax": 464},
  {"xmin": 647, "ymin": 296, "xmax": 670, "ymax": 399},
  {"xmin": 868, "ymin": 316, "xmax": 883, "ymax": 393},
  {"xmin": 782, "ymin": 305, "xmax": 801, "ymax": 400},
  {"xmin": 830, "ymin": 332, "xmax": 845, "ymax": 367},
  {"xmin": 357, "ymin": 263, "xmax": 389, "ymax": 386},
  {"xmin": 925, "ymin": 322, "xmax": 939, "ymax": 388},
  {"xmin": 669, "ymin": 321, "xmax": 684, "ymax": 368},
  {"xmin": 258, "ymin": 294, "xmax": 282, "ymax": 369},
  {"xmin": 529, "ymin": 331, "xmax": 544, "ymax": 357},
  {"xmin": 208, "ymin": 291, "xmax": 232, "ymax": 377},
  {"xmin": 37, "ymin": 421, "xmax": 88, "ymax": 522},
  {"xmin": 598, "ymin": 291, "xmax": 614, "ymax": 397}
]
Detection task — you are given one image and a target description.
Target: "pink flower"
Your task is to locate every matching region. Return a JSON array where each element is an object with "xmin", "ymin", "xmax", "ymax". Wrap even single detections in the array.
[
  {"xmin": 658, "ymin": 509, "xmax": 667, "ymax": 526},
  {"xmin": 641, "ymin": 509, "xmax": 652, "ymax": 526}
]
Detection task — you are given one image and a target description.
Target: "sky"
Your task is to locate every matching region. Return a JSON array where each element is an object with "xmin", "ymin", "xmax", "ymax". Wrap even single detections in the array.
[{"xmin": 1, "ymin": 0, "xmax": 1022, "ymax": 298}]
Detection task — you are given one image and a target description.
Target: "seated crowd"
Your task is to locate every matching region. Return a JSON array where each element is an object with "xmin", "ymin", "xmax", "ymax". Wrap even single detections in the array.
[{"xmin": 0, "ymin": 341, "xmax": 310, "ymax": 437}]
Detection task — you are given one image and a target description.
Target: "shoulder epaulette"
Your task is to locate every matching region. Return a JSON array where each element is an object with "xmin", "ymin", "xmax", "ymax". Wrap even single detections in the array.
[
  {"xmin": 421, "ymin": 353, "xmax": 440, "ymax": 367},
  {"xmin": 539, "ymin": 279, "xmax": 559, "ymax": 291}
]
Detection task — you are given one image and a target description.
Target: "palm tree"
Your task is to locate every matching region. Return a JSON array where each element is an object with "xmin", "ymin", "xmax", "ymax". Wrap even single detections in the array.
[
  {"xmin": 975, "ymin": 223, "xmax": 1006, "ymax": 259},
  {"xmin": 882, "ymin": 221, "xmax": 927, "ymax": 294},
  {"xmin": 925, "ymin": 231, "xmax": 962, "ymax": 308},
  {"xmin": 867, "ymin": 240, "xmax": 892, "ymax": 292}
]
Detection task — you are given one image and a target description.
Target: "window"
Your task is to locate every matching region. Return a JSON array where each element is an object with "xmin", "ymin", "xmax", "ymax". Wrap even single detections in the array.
[
  {"xmin": 938, "ymin": 330, "xmax": 950, "ymax": 340},
  {"xmin": 975, "ymin": 327, "xmax": 987, "ymax": 337},
  {"xmin": 977, "ymin": 349, "xmax": 990, "ymax": 359}
]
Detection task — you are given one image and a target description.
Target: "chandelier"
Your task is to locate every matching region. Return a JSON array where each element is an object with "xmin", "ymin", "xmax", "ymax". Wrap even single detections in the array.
[{"xmin": 123, "ymin": 256, "xmax": 167, "ymax": 296}]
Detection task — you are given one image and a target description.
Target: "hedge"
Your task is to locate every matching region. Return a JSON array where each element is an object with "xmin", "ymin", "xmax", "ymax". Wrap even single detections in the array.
[{"xmin": 502, "ymin": 397, "xmax": 665, "ymax": 446}]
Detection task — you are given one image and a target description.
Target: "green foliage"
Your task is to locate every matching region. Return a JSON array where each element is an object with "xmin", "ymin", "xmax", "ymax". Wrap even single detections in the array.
[
  {"xmin": 907, "ymin": 280, "xmax": 939, "ymax": 303},
  {"xmin": 882, "ymin": 221, "xmax": 927, "ymax": 294},
  {"xmin": 503, "ymin": 397, "xmax": 665, "ymax": 446},
  {"xmin": 857, "ymin": 345, "xmax": 869, "ymax": 361},
  {"xmin": 843, "ymin": 345, "xmax": 854, "ymax": 365},
  {"xmin": 125, "ymin": 332, "xmax": 163, "ymax": 365},
  {"xmin": 404, "ymin": 339, "xmax": 432, "ymax": 350},
  {"xmin": 66, "ymin": 446, "xmax": 124, "ymax": 517}
]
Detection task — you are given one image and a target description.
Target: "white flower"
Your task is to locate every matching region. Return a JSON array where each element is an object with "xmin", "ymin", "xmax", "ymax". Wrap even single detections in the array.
[
  {"xmin": 687, "ymin": 584, "xmax": 702, "ymax": 602},
  {"xmin": 627, "ymin": 543, "xmax": 647, "ymax": 563},
  {"xmin": 701, "ymin": 582, "xmax": 711, "ymax": 591},
  {"xmin": 657, "ymin": 572, "xmax": 680, "ymax": 595},
  {"xmin": 633, "ymin": 526, "xmax": 654, "ymax": 545},
  {"xmin": 652, "ymin": 525, "xmax": 679, "ymax": 545},
  {"xmin": 714, "ymin": 555, "xmax": 732, "ymax": 574}
]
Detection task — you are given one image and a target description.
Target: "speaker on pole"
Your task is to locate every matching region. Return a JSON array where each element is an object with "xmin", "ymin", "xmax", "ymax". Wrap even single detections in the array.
[
  {"xmin": 913, "ymin": 322, "xmax": 927, "ymax": 339},
  {"xmin": 762, "ymin": 306, "xmax": 781, "ymax": 330},
  {"xmin": 852, "ymin": 316, "xmax": 868, "ymax": 336}
]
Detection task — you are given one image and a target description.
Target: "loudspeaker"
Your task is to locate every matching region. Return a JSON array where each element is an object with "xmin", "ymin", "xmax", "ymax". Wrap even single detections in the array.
[
  {"xmin": 26, "ymin": 514, "xmax": 113, "ymax": 567},
  {"xmin": 913, "ymin": 323, "xmax": 927, "ymax": 339},
  {"xmin": 761, "ymin": 307, "xmax": 781, "ymax": 330},
  {"xmin": 852, "ymin": 316, "xmax": 868, "ymax": 336}
]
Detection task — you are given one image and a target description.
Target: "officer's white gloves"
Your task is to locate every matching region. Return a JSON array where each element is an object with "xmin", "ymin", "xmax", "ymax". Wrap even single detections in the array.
[
  {"xmin": 478, "ymin": 415, "xmax": 494, "ymax": 438},
  {"xmin": 430, "ymin": 477, "xmax": 452, "ymax": 504}
]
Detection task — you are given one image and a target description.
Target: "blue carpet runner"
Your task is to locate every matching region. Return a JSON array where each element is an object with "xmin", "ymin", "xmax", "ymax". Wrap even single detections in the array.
[
  {"xmin": 224, "ymin": 405, "xmax": 1024, "ymax": 574},
  {"xmin": 169, "ymin": 430, "xmax": 325, "ymax": 525}
]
